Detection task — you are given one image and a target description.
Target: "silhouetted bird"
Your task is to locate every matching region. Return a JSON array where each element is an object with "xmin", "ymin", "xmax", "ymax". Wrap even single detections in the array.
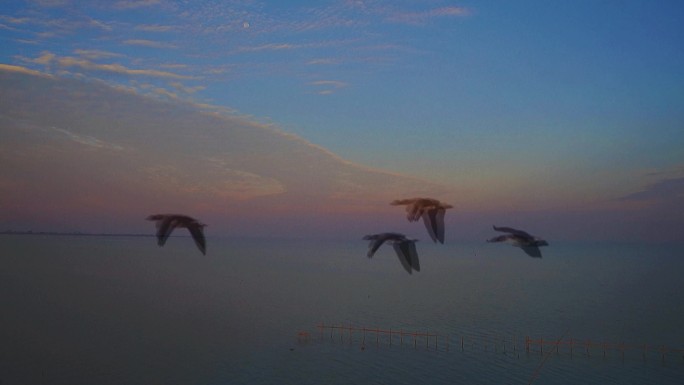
[
  {"xmin": 146, "ymin": 214, "xmax": 207, "ymax": 255},
  {"xmin": 390, "ymin": 198, "xmax": 453, "ymax": 244},
  {"xmin": 486, "ymin": 225, "xmax": 548, "ymax": 258},
  {"xmin": 363, "ymin": 232, "xmax": 420, "ymax": 274}
]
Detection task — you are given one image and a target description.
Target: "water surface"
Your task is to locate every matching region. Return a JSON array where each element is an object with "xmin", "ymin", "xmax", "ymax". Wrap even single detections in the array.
[{"xmin": 1, "ymin": 235, "xmax": 683, "ymax": 384}]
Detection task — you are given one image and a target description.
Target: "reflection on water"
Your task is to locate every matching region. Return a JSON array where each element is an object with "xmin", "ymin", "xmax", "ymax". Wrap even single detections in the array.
[{"xmin": 1, "ymin": 235, "xmax": 683, "ymax": 384}]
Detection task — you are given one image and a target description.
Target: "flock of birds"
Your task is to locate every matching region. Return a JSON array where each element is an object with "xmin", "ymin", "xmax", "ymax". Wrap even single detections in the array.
[{"xmin": 146, "ymin": 197, "xmax": 548, "ymax": 274}]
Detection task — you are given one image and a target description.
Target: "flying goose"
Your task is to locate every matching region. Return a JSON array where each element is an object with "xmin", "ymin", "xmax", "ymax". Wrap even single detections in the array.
[
  {"xmin": 391, "ymin": 198, "xmax": 453, "ymax": 244},
  {"xmin": 363, "ymin": 232, "xmax": 420, "ymax": 274},
  {"xmin": 146, "ymin": 214, "xmax": 207, "ymax": 255},
  {"xmin": 486, "ymin": 225, "xmax": 548, "ymax": 258}
]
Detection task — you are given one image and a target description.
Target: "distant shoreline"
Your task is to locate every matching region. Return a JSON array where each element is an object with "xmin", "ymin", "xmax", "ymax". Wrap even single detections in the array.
[{"xmin": 0, "ymin": 231, "xmax": 154, "ymax": 237}]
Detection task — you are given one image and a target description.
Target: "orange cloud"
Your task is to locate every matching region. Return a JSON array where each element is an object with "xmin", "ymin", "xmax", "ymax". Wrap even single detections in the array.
[{"xmin": 0, "ymin": 63, "xmax": 52, "ymax": 78}]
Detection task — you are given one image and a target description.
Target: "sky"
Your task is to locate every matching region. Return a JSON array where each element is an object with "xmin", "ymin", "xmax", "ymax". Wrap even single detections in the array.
[{"xmin": 0, "ymin": 0, "xmax": 683, "ymax": 241}]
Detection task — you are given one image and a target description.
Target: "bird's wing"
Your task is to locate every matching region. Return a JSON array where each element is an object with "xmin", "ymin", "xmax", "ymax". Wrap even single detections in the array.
[
  {"xmin": 435, "ymin": 208, "xmax": 447, "ymax": 244},
  {"xmin": 157, "ymin": 216, "xmax": 179, "ymax": 246},
  {"xmin": 492, "ymin": 225, "xmax": 533, "ymax": 239},
  {"xmin": 390, "ymin": 198, "xmax": 418, "ymax": 206},
  {"xmin": 421, "ymin": 211, "xmax": 438, "ymax": 243},
  {"xmin": 486, "ymin": 235, "xmax": 509, "ymax": 243},
  {"xmin": 406, "ymin": 241, "xmax": 420, "ymax": 272},
  {"xmin": 392, "ymin": 242, "xmax": 414, "ymax": 274},
  {"xmin": 520, "ymin": 246, "xmax": 543, "ymax": 258},
  {"xmin": 425, "ymin": 208, "xmax": 447, "ymax": 244},
  {"xmin": 187, "ymin": 223, "xmax": 207, "ymax": 255},
  {"xmin": 367, "ymin": 237, "xmax": 387, "ymax": 258},
  {"xmin": 146, "ymin": 214, "xmax": 166, "ymax": 229},
  {"xmin": 408, "ymin": 202, "xmax": 426, "ymax": 222}
]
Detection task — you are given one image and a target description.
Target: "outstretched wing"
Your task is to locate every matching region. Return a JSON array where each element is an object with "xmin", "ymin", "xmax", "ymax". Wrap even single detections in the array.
[
  {"xmin": 405, "ymin": 241, "xmax": 420, "ymax": 272},
  {"xmin": 486, "ymin": 234, "xmax": 510, "ymax": 243},
  {"xmin": 156, "ymin": 217, "xmax": 179, "ymax": 246},
  {"xmin": 390, "ymin": 198, "xmax": 419, "ymax": 206},
  {"xmin": 392, "ymin": 242, "xmax": 414, "ymax": 274},
  {"xmin": 422, "ymin": 208, "xmax": 446, "ymax": 244},
  {"xmin": 434, "ymin": 208, "xmax": 446, "ymax": 244},
  {"xmin": 366, "ymin": 237, "xmax": 386, "ymax": 258},
  {"xmin": 421, "ymin": 211, "xmax": 438, "ymax": 243},
  {"xmin": 520, "ymin": 246, "xmax": 543, "ymax": 258},
  {"xmin": 187, "ymin": 223, "xmax": 207, "ymax": 255},
  {"xmin": 492, "ymin": 225, "xmax": 533, "ymax": 240},
  {"xmin": 147, "ymin": 214, "xmax": 166, "ymax": 229},
  {"xmin": 407, "ymin": 202, "xmax": 425, "ymax": 222}
]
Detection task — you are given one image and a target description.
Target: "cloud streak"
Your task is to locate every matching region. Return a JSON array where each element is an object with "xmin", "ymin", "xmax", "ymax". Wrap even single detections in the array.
[
  {"xmin": 386, "ymin": 6, "xmax": 471, "ymax": 25},
  {"xmin": 26, "ymin": 52, "xmax": 193, "ymax": 79},
  {"xmin": 619, "ymin": 177, "xmax": 684, "ymax": 204},
  {"xmin": 51, "ymin": 127, "xmax": 126, "ymax": 151},
  {"xmin": 113, "ymin": 0, "xmax": 162, "ymax": 10},
  {"xmin": 73, "ymin": 49, "xmax": 124, "ymax": 60},
  {"xmin": 56, "ymin": 56, "xmax": 192, "ymax": 78},
  {"xmin": 134, "ymin": 24, "xmax": 176, "ymax": 32},
  {"xmin": 0, "ymin": 64, "xmax": 53, "ymax": 78},
  {"xmin": 123, "ymin": 39, "xmax": 177, "ymax": 49},
  {"xmin": 309, "ymin": 80, "xmax": 348, "ymax": 95},
  {"xmin": 0, "ymin": 69, "xmax": 452, "ymax": 233}
]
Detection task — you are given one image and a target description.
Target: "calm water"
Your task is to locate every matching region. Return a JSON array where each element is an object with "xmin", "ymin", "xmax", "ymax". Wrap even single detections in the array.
[{"xmin": 1, "ymin": 235, "xmax": 683, "ymax": 384}]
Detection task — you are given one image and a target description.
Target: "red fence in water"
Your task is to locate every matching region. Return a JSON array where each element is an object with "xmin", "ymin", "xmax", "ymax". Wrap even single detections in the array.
[
  {"xmin": 301, "ymin": 323, "xmax": 684, "ymax": 364},
  {"xmin": 311, "ymin": 323, "xmax": 444, "ymax": 350},
  {"xmin": 524, "ymin": 336, "xmax": 684, "ymax": 362}
]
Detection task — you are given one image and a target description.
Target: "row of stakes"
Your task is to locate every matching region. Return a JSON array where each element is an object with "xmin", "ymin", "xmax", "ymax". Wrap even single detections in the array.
[{"xmin": 298, "ymin": 323, "xmax": 684, "ymax": 364}]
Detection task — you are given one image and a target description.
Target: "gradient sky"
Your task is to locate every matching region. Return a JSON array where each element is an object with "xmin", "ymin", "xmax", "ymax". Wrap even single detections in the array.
[{"xmin": 1, "ymin": 0, "xmax": 683, "ymax": 241}]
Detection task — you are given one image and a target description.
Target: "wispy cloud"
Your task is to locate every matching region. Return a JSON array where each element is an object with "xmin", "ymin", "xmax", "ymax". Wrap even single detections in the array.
[
  {"xmin": 56, "ymin": 57, "xmax": 192, "ymax": 79},
  {"xmin": 0, "ymin": 16, "xmax": 31, "ymax": 25},
  {"xmin": 85, "ymin": 17, "xmax": 112, "ymax": 31},
  {"xmin": 73, "ymin": 49, "xmax": 124, "ymax": 60},
  {"xmin": 45, "ymin": 16, "xmax": 112, "ymax": 32},
  {"xmin": 3, "ymin": 14, "xmax": 112, "ymax": 37},
  {"xmin": 309, "ymin": 80, "xmax": 348, "ymax": 95},
  {"xmin": 0, "ymin": 64, "xmax": 52, "ymax": 78},
  {"xmin": 123, "ymin": 39, "xmax": 177, "ymax": 49},
  {"xmin": 15, "ymin": 39, "xmax": 40, "ymax": 45},
  {"xmin": 169, "ymin": 82, "xmax": 205, "ymax": 94},
  {"xmin": 619, "ymin": 177, "xmax": 684, "ymax": 203},
  {"xmin": 51, "ymin": 127, "xmax": 125, "ymax": 151},
  {"xmin": 30, "ymin": 0, "xmax": 71, "ymax": 7},
  {"xmin": 306, "ymin": 58, "xmax": 338, "ymax": 65},
  {"xmin": 113, "ymin": 0, "xmax": 161, "ymax": 10},
  {"xmin": 0, "ymin": 70, "xmax": 452, "ymax": 227},
  {"xmin": 27, "ymin": 52, "xmax": 193, "ymax": 79},
  {"xmin": 134, "ymin": 24, "xmax": 176, "ymax": 32},
  {"xmin": 235, "ymin": 39, "xmax": 358, "ymax": 55},
  {"xmin": 310, "ymin": 80, "xmax": 347, "ymax": 88},
  {"xmin": 152, "ymin": 87, "xmax": 179, "ymax": 100},
  {"xmin": 159, "ymin": 63, "xmax": 189, "ymax": 69},
  {"xmin": 341, "ymin": 2, "xmax": 470, "ymax": 25},
  {"xmin": 29, "ymin": 51, "xmax": 55, "ymax": 65},
  {"xmin": 236, "ymin": 43, "xmax": 300, "ymax": 53},
  {"xmin": 386, "ymin": 6, "xmax": 470, "ymax": 25},
  {"xmin": 0, "ymin": 23, "xmax": 20, "ymax": 32}
]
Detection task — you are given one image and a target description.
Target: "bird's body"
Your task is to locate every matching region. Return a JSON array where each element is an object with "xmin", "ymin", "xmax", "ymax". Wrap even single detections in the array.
[
  {"xmin": 146, "ymin": 214, "xmax": 207, "ymax": 255},
  {"xmin": 391, "ymin": 197, "xmax": 452, "ymax": 244},
  {"xmin": 363, "ymin": 232, "xmax": 420, "ymax": 274},
  {"xmin": 487, "ymin": 225, "xmax": 547, "ymax": 258}
]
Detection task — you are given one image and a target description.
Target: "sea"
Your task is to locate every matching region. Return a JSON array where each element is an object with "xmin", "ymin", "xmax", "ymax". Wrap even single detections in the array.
[{"xmin": 1, "ymin": 234, "xmax": 683, "ymax": 385}]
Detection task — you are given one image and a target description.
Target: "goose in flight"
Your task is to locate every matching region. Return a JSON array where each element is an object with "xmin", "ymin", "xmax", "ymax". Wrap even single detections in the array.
[
  {"xmin": 363, "ymin": 232, "xmax": 420, "ymax": 274},
  {"xmin": 146, "ymin": 214, "xmax": 207, "ymax": 255},
  {"xmin": 390, "ymin": 198, "xmax": 453, "ymax": 244},
  {"xmin": 486, "ymin": 225, "xmax": 548, "ymax": 258}
]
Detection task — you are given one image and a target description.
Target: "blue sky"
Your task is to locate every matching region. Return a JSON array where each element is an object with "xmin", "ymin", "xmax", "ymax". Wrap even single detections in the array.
[{"xmin": 1, "ymin": 0, "xmax": 683, "ymax": 240}]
